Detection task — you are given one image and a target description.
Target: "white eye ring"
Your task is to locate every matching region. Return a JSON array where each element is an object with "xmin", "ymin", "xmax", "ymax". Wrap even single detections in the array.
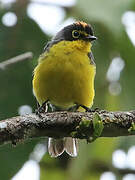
[{"xmin": 72, "ymin": 30, "xmax": 80, "ymax": 38}]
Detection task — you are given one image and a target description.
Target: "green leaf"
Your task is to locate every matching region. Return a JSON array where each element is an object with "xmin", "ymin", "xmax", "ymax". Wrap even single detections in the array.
[{"xmin": 93, "ymin": 113, "xmax": 104, "ymax": 138}]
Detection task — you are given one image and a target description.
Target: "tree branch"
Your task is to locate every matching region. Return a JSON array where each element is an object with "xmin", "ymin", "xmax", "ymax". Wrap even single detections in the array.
[
  {"xmin": 0, "ymin": 110, "xmax": 135, "ymax": 146},
  {"xmin": 0, "ymin": 52, "xmax": 33, "ymax": 70}
]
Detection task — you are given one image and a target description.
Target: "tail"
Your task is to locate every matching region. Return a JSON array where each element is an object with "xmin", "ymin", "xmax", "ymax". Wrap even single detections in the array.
[{"xmin": 48, "ymin": 137, "xmax": 78, "ymax": 157}]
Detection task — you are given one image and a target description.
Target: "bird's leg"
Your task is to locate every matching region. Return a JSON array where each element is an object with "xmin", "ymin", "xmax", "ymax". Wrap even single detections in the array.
[
  {"xmin": 78, "ymin": 104, "xmax": 91, "ymax": 112},
  {"xmin": 35, "ymin": 100, "xmax": 49, "ymax": 116},
  {"xmin": 36, "ymin": 102, "xmax": 40, "ymax": 110},
  {"xmin": 67, "ymin": 104, "xmax": 80, "ymax": 112},
  {"xmin": 67, "ymin": 103, "xmax": 100, "ymax": 113}
]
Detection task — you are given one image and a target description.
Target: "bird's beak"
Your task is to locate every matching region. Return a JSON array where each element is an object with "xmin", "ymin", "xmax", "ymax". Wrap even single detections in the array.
[{"xmin": 85, "ymin": 35, "xmax": 97, "ymax": 42}]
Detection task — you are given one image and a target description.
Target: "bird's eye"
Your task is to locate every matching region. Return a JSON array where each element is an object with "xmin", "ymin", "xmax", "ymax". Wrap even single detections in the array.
[{"xmin": 72, "ymin": 30, "xmax": 80, "ymax": 38}]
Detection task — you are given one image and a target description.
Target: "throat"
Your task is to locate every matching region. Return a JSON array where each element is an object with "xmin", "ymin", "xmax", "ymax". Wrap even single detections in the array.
[
  {"xmin": 72, "ymin": 40, "xmax": 91, "ymax": 52},
  {"xmin": 51, "ymin": 40, "xmax": 91, "ymax": 54}
]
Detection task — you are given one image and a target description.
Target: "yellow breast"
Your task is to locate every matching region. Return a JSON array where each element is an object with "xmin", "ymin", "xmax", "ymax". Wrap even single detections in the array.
[{"xmin": 33, "ymin": 40, "xmax": 96, "ymax": 110}]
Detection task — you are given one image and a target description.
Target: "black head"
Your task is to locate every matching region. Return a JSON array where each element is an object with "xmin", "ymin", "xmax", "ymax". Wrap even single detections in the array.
[{"xmin": 53, "ymin": 21, "xmax": 97, "ymax": 42}]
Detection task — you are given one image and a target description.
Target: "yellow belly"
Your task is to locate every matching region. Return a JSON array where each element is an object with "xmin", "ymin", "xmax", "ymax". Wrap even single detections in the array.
[{"xmin": 33, "ymin": 40, "xmax": 96, "ymax": 110}]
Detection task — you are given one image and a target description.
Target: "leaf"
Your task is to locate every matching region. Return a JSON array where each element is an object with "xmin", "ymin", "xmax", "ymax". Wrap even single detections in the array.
[{"xmin": 93, "ymin": 113, "xmax": 104, "ymax": 138}]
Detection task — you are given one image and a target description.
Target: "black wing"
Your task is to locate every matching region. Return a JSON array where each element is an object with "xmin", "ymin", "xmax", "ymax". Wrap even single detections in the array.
[
  {"xmin": 87, "ymin": 52, "xmax": 96, "ymax": 65},
  {"xmin": 43, "ymin": 41, "xmax": 52, "ymax": 52}
]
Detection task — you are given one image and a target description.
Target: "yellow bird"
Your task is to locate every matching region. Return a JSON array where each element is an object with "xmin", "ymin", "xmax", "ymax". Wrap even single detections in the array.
[{"xmin": 33, "ymin": 21, "xmax": 97, "ymax": 157}]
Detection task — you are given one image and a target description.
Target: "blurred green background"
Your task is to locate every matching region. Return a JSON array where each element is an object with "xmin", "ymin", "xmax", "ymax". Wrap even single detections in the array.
[{"xmin": 0, "ymin": 0, "xmax": 135, "ymax": 179}]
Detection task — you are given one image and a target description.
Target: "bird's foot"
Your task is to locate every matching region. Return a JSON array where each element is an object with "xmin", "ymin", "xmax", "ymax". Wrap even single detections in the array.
[
  {"xmin": 67, "ymin": 104, "xmax": 80, "ymax": 112},
  {"xmin": 79, "ymin": 105, "xmax": 101, "ymax": 113},
  {"xmin": 35, "ymin": 100, "xmax": 49, "ymax": 118}
]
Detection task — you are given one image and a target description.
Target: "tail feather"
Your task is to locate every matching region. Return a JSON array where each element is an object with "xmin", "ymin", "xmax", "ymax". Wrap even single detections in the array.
[
  {"xmin": 64, "ymin": 137, "xmax": 78, "ymax": 157},
  {"xmin": 48, "ymin": 138, "xmax": 64, "ymax": 157},
  {"xmin": 48, "ymin": 137, "xmax": 78, "ymax": 157}
]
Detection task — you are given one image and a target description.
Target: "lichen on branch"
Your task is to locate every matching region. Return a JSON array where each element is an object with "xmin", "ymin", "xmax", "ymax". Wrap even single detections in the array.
[{"xmin": 0, "ymin": 110, "xmax": 135, "ymax": 146}]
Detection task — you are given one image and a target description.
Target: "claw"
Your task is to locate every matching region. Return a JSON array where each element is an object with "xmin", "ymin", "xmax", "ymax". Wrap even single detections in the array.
[
  {"xmin": 35, "ymin": 100, "xmax": 49, "ymax": 118},
  {"xmin": 67, "ymin": 104, "xmax": 80, "ymax": 112}
]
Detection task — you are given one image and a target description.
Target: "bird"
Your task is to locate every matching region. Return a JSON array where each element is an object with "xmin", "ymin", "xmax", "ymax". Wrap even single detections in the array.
[{"xmin": 32, "ymin": 21, "xmax": 97, "ymax": 157}]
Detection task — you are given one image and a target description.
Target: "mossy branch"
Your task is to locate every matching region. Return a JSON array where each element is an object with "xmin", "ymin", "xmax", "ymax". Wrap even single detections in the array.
[{"xmin": 0, "ymin": 110, "xmax": 135, "ymax": 145}]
